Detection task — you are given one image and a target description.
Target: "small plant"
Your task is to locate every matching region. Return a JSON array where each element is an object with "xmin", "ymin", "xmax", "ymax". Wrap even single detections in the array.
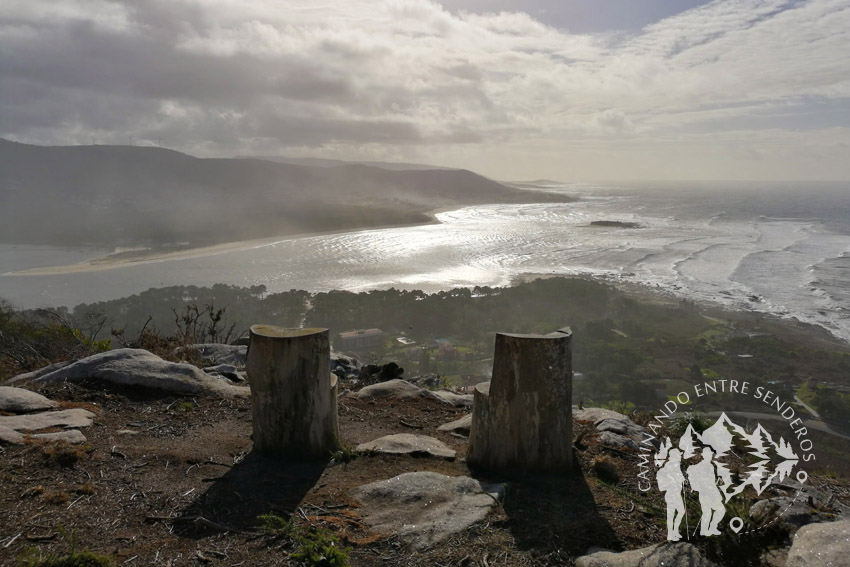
[
  {"xmin": 172, "ymin": 303, "xmax": 237, "ymax": 345},
  {"xmin": 330, "ymin": 444, "xmax": 358, "ymax": 464},
  {"xmin": 600, "ymin": 400, "xmax": 636, "ymax": 416},
  {"xmin": 255, "ymin": 514, "xmax": 350, "ymax": 567},
  {"xmin": 176, "ymin": 401, "xmax": 194, "ymax": 412},
  {"xmin": 292, "ymin": 526, "xmax": 349, "ymax": 567},
  {"xmin": 669, "ymin": 411, "xmax": 711, "ymax": 436},
  {"xmin": 17, "ymin": 548, "xmax": 113, "ymax": 567},
  {"xmin": 257, "ymin": 514, "xmax": 297, "ymax": 539},
  {"xmin": 18, "ymin": 527, "xmax": 112, "ymax": 567}
]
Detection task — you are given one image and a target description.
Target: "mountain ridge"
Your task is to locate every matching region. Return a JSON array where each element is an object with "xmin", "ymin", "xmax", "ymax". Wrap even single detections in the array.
[
  {"xmin": 243, "ymin": 154, "xmax": 453, "ymax": 171},
  {"xmin": 0, "ymin": 139, "xmax": 570, "ymax": 247}
]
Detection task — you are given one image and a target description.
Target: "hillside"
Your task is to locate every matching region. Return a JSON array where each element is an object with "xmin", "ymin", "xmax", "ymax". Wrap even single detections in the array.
[
  {"xmin": 244, "ymin": 155, "xmax": 452, "ymax": 171},
  {"xmin": 0, "ymin": 140, "xmax": 568, "ymax": 247}
]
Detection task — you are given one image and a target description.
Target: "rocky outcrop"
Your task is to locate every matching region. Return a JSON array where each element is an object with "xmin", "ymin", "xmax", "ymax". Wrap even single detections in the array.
[
  {"xmin": 406, "ymin": 372, "xmax": 440, "ymax": 389},
  {"xmin": 438, "ymin": 414, "xmax": 472, "ymax": 437},
  {"xmin": 357, "ymin": 434, "xmax": 456, "ymax": 460},
  {"xmin": 203, "ymin": 364, "xmax": 246, "ymax": 383},
  {"xmin": 0, "ymin": 386, "xmax": 59, "ymax": 413},
  {"xmin": 429, "ymin": 390, "xmax": 473, "ymax": 407},
  {"xmin": 330, "ymin": 352, "xmax": 360, "ymax": 381},
  {"xmin": 354, "ymin": 379, "xmax": 471, "ymax": 406},
  {"xmin": 575, "ymin": 408, "xmax": 650, "ymax": 451},
  {"xmin": 354, "ymin": 379, "xmax": 426, "ymax": 400},
  {"xmin": 10, "ymin": 349, "xmax": 249, "ymax": 398},
  {"xmin": 576, "ymin": 543, "xmax": 717, "ymax": 567},
  {"xmin": 357, "ymin": 362, "xmax": 404, "ymax": 385},
  {"xmin": 0, "ymin": 408, "xmax": 95, "ymax": 445},
  {"xmin": 175, "ymin": 343, "xmax": 247, "ymax": 368},
  {"xmin": 750, "ymin": 481, "xmax": 848, "ymax": 528},
  {"xmin": 351, "ymin": 472, "xmax": 504, "ymax": 550},
  {"xmin": 785, "ymin": 519, "xmax": 850, "ymax": 567}
]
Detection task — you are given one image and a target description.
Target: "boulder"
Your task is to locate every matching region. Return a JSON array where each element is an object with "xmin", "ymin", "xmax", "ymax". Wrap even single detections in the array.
[
  {"xmin": 750, "ymin": 482, "xmax": 848, "ymax": 528},
  {"xmin": 430, "ymin": 390, "xmax": 473, "ymax": 407},
  {"xmin": 203, "ymin": 364, "xmax": 245, "ymax": 383},
  {"xmin": 357, "ymin": 434, "xmax": 456, "ymax": 460},
  {"xmin": 574, "ymin": 408, "xmax": 630, "ymax": 422},
  {"xmin": 438, "ymin": 414, "xmax": 472, "ymax": 437},
  {"xmin": 786, "ymin": 519, "xmax": 850, "ymax": 567},
  {"xmin": 354, "ymin": 379, "xmax": 471, "ymax": 407},
  {"xmin": 10, "ymin": 349, "xmax": 248, "ymax": 398},
  {"xmin": 351, "ymin": 472, "xmax": 504, "ymax": 550},
  {"xmin": 0, "ymin": 386, "xmax": 59, "ymax": 413},
  {"xmin": 575, "ymin": 407, "xmax": 650, "ymax": 451},
  {"xmin": 5, "ymin": 360, "xmax": 71, "ymax": 384},
  {"xmin": 330, "ymin": 352, "xmax": 360, "ymax": 380},
  {"xmin": 0, "ymin": 426, "xmax": 24, "ymax": 444},
  {"xmin": 575, "ymin": 543, "xmax": 717, "ymax": 567},
  {"xmin": 0, "ymin": 408, "xmax": 95, "ymax": 431},
  {"xmin": 407, "ymin": 373, "xmax": 440, "ymax": 389},
  {"xmin": 176, "ymin": 343, "xmax": 247, "ymax": 368},
  {"xmin": 0, "ymin": 408, "xmax": 95, "ymax": 445},
  {"xmin": 31, "ymin": 429, "xmax": 88, "ymax": 444},
  {"xmin": 599, "ymin": 431, "xmax": 639, "ymax": 451},
  {"xmin": 357, "ymin": 362, "xmax": 404, "ymax": 384},
  {"xmin": 355, "ymin": 379, "xmax": 429, "ymax": 400}
]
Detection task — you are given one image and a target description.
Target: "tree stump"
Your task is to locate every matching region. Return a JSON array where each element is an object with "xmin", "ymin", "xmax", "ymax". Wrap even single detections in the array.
[
  {"xmin": 467, "ymin": 328, "xmax": 572, "ymax": 473},
  {"xmin": 246, "ymin": 325, "xmax": 339, "ymax": 457}
]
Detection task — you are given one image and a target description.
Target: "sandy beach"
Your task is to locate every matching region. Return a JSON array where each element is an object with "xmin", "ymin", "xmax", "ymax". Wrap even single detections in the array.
[{"xmin": 2, "ymin": 209, "xmax": 449, "ymax": 277}]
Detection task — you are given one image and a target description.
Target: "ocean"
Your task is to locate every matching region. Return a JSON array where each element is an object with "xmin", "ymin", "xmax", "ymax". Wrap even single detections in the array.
[{"xmin": 1, "ymin": 180, "xmax": 848, "ymax": 344}]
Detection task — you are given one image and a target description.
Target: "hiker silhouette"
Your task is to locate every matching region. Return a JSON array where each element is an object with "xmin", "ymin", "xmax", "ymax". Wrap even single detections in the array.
[
  {"xmin": 687, "ymin": 447, "xmax": 726, "ymax": 536},
  {"xmin": 656, "ymin": 448, "xmax": 685, "ymax": 541}
]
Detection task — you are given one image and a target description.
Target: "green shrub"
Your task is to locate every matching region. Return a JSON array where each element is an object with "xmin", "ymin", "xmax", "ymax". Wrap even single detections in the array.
[
  {"xmin": 256, "ymin": 514, "xmax": 349, "ymax": 567},
  {"xmin": 257, "ymin": 513, "xmax": 297, "ymax": 538},
  {"xmin": 669, "ymin": 411, "xmax": 711, "ymax": 435},
  {"xmin": 292, "ymin": 526, "xmax": 349, "ymax": 567}
]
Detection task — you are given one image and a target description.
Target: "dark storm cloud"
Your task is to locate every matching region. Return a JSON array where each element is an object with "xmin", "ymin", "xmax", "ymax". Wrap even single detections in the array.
[
  {"xmin": 0, "ymin": 18, "xmax": 353, "ymax": 104},
  {"xmin": 1, "ymin": 0, "xmax": 847, "ymax": 180}
]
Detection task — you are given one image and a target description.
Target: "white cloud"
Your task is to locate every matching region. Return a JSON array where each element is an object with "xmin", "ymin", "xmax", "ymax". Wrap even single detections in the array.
[{"xmin": 0, "ymin": 0, "xmax": 848, "ymax": 180}]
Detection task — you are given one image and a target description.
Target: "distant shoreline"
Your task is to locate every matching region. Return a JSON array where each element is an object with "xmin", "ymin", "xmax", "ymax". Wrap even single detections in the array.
[
  {"xmin": 1, "ymin": 208, "xmax": 452, "ymax": 277},
  {"xmin": 514, "ymin": 272, "xmax": 850, "ymax": 351}
]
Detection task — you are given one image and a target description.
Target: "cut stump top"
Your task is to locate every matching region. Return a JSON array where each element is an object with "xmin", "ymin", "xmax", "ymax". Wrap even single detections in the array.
[{"xmin": 249, "ymin": 325, "xmax": 328, "ymax": 338}]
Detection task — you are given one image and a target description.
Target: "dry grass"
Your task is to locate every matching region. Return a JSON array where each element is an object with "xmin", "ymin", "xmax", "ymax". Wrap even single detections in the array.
[
  {"xmin": 42, "ymin": 490, "xmax": 70, "ymax": 505},
  {"xmin": 42, "ymin": 442, "xmax": 88, "ymax": 468}
]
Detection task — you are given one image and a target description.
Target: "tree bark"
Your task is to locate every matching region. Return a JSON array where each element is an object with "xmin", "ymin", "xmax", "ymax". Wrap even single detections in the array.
[
  {"xmin": 467, "ymin": 328, "xmax": 572, "ymax": 473},
  {"xmin": 246, "ymin": 325, "xmax": 339, "ymax": 457}
]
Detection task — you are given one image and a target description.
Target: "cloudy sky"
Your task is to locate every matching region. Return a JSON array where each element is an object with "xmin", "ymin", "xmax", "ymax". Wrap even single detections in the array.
[{"xmin": 1, "ymin": 0, "xmax": 848, "ymax": 181}]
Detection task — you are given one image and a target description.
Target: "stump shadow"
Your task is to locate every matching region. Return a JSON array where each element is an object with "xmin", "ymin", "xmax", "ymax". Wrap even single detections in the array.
[
  {"xmin": 175, "ymin": 451, "xmax": 327, "ymax": 538},
  {"xmin": 498, "ymin": 469, "xmax": 620, "ymax": 557}
]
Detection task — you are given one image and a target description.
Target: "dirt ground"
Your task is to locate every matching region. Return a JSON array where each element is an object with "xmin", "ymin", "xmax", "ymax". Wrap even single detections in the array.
[
  {"xmin": 0, "ymin": 380, "xmax": 667, "ymax": 567},
  {"xmin": 1, "ymin": 381, "xmax": 847, "ymax": 567}
]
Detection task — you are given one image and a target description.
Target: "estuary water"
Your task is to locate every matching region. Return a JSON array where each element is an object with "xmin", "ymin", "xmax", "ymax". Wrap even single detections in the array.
[{"xmin": 1, "ymin": 180, "xmax": 849, "ymax": 344}]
